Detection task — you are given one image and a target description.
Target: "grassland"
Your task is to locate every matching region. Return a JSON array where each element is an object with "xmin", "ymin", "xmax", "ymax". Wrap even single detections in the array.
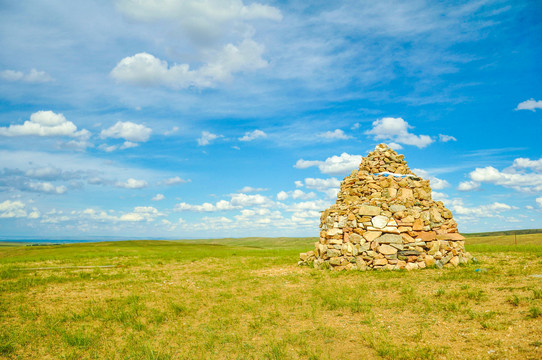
[{"xmin": 0, "ymin": 234, "xmax": 541, "ymax": 359}]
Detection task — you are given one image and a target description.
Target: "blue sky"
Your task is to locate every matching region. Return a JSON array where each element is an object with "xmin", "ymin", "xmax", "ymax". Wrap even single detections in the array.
[{"xmin": 0, "ymin": 0, "xmax": 541, "ymax": 239}]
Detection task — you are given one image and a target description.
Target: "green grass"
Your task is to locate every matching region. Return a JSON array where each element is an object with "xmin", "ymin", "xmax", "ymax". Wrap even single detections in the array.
[{"xmin": 0, "ymin": 235, "xmax": 541, "ymax": 359}]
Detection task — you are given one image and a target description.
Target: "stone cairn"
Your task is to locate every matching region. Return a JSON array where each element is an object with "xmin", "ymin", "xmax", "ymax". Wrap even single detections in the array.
[{"xmin": 299, "ymin": 143, "xmax": 472, "ymax": 271}]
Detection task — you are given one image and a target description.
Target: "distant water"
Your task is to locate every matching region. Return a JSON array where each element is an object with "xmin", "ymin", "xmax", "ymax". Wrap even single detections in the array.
[{"xmin": 0, "ymin": 238, "xmax": 164, "ymax": 245}]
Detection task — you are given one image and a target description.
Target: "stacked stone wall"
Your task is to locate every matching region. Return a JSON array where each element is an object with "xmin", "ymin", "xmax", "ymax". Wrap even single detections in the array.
[{"xmin": 299, "ymin": 144, "xmax": 471, "ymax": 271}]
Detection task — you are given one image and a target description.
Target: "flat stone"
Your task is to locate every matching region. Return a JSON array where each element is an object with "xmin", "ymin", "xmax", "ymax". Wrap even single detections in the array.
[
  {"xmin": 359, "ymin": 243, "xmax": 370, "ymax": 252},
  {"xmin": 416, "ymin": 231, "xmax": 436, "ymax": 241},
  {"xmin": 349, "ymin": 233, "xmax": 365, "ymax": 244},
  {"xmin": 449, "ymin": 256, "xmax": 460, "ymax": 267},
  {"xmin": 405, "ymin": 262, "xmax": 419, "ymax": 271},
  {"xmin": 397, "ymin": 188, "xmax": 414, "ymax": 201},
  {"xmin": 327, "ymin": 249, "xmax": 341, "ymax": 257},
  {"xmin": 327, "ymin": 228, "xmax": 342, "ymax": 236},
  {"xmin": 329, "ymin": 257, "xmax": 341, "ymax": 266},
  {"xmin": 390, "ymin": 204, "xmax": 407, "ymax": 213},
  {"xmin": 377, "ymin": 234, "xmax": 403, "ymax": 244},
  {"xmin": 398, "ymin": 250, "xmax": 421, "ymax": 257},
  {"xmin": 357, "ymin": 205, "xmax": 381, "ymax": 216},
  {"xmin": 401, "ymin": 233, "xmax": 415, "ymax": 243},
  {"xmin": 412, "ymin": 219, "xmax": 423, "ymax": 231},
  {"xmin": 363, "ymin": 231, "xmax": 382, "ymax": 242},
  {"xmin": 436, "ymin": 233, "xmax": 465, "ymax": 241},
  {"xmin": 371, "ymin": 215, "xmax": 389, "ymax": 229},
  {"xmin": 380, "ymin": 226, "xmax": 401, "ymax": 234},
  {"xmin": 373, "ymin": 258, "xmax": 388, "ymax": 266},
  {"xmin": 379, "ymin": 244, "xmax": 398, "ymax": 255}
]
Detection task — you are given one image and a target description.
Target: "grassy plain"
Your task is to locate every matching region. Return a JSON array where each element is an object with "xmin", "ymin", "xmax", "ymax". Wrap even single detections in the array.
[{"xmin": 1, "ymin": 234, "xmax": 541, "ymax": 359}]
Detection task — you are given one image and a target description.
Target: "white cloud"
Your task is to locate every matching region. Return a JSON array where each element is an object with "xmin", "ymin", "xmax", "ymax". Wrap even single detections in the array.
[
  {"xmin": 0, "ymin": 200, "xmax": 27, "ymax": 218},
  {"xmin": 239, "ymin": 186, "xmax": 267, "ymax": 193},
  {"xmin": 304, "ymin": 177, "xmax": 341, "ymax": 192},
  {"xmin": 536, "ymin": 197, "xmax": 542, "ymax": 208},
  {"xmin": 115, "ymin": 0, "xmax": 282, "ymax": 44},
  {"xmin": 229, "ymin": 193, "xmax": 270, "ymax": 207},
  {"xmin": 516, "ymin": 99, "xmax": 542, "ymax": 111},
  {"xmin": 276, "ymin": 191, "xmax": 288, "ymax": 201},
  {"xmin": 294, "ymin": 181, "xmax": 303, "ymax": 188},
  {"xmin": 291, "ymin": 189, "xmax": 316, "ymax": 200},
  {"xmin": 163, "ymin": 176, "xmax": 190, "ymax": 185},
  {"xmin": 152, "ymin": 193, "xmax": 165, "ymax": 201},
  {"xmin": 197, "ymin": 131, "xmax": 223, "ymax": 146},
  {"xmin": 458, "ymin": 180, "xmax": 480, "ymax": 192},
  {"xmin": 317, "ymin": 129, "xmax": 352, "ymax": 140},
  {"xmin": 365, "ymin": 117, "xmax": 434, "ymax": 148},
  {"xmin": 115, "ymin": 178, "xmax": 148, "ymax": 189},
  {"xmin": 239, "ymin": 129, "xmax": 267, "ymax": 141},
  {"xmin": 450, "ymin": 200, "xmax": 514, "ymax": 218},
  {"xmin": 0, "ymin": 111, "xmax": 89, "ymax": 139},
  {"xmin": 439, "ymin": 134, "xmax": 457, "ymax": 142},
  {"xmin": 111, "ymin": 40, "xmax": 268, "ymax": 89},
  {"xmin": 120, "ymin": 206, "xmax": 163, "ymax": 222},
  {"xmin": 412, "ymin": 168, "xmax": 449, "ymax": 190},
  {"xmin": 513, "ymin": 157, "xmax": 542, "ymax": 172},
  {"xmin": 100, "ymin": 121, "xmax": 152, "ymax": 142},
  {"xmin": 27, "ymin": 181, "xmax": 67, "ymax": 194},
  {"xmin": 468, "ymin": 166, "xmax": 542, "ymax": 192},
  {"xmin": 387, "ymin": 142, "xmax": 403, "ymax": 150},
  {"xmin": 120, "ymin": 141, "xmax": 139, "ymax": 149},
  {"xmin": 98, "ymin": 144, "xmax": 118, "ymax": 152},
  {"xmin": 174, "ymin": 193, "xmax": 272, "ymax": 212},
  {"xmin": 164, "ymin": 126, "xmax": 179, "ymax": 135},
  {"xmin": 295, "ymin": 153, "xmax": 363, "ymax": 175},
  {"xmin": 0, "ymin": 68, "xmax": 54, "ymax": 83}
]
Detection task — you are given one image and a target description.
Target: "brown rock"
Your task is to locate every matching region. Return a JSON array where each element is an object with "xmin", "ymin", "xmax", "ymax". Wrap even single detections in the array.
[
  {"xmin": 379, "ymin": 244, "xmax": 398, "ymax": 255},
  {"xmin": 363, "ymin": 231, "xmax": 382, "ymax": 242},
  {"xmin": 412, "ymin": 219, "xmax": 423, "ymax": 231},
  {"xmin": 416, "ymin": 231, "xmax": 436, "ymax": 241}
]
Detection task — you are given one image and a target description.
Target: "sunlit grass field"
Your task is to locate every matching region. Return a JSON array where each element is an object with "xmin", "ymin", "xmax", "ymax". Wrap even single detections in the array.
[{"xmin": 1, "ymin": 234, "xmax": 541, "ymax": 359}]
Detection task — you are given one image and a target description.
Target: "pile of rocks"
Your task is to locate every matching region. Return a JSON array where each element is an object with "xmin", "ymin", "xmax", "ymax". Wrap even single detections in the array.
[{"xmin": 299, "ymin": 143, "xmax": 472, "ymax": 271}]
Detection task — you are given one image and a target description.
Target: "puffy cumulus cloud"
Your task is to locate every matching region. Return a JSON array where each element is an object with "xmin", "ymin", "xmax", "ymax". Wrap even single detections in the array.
[
  {"xmin": 162, "ymin": 176, "xmax": 190, "ymax": 185},
  {"xmin": 111, "ymin": 40, "xmax": 268, "ymax": 89},
  {"xmin": 152, "ymin": 193, "xmax": 165, "ymax": 201},
  {"xmin": 291, "ymin": 189, "xmax": 316, "ymax": 200},
  {"xmin": 239, "ymin": 129, "xmax": 267, "ymax": 141},
  {"xmin": 175, "ymin": 193, "xmax": 272, "ymax": 212},
  {"xmin": 0, "ymin": 68, "xmax": 54, "ymax": 83},
  {"xmin": 466, "ymin": 166, "xmax": 542, "ymax": 193},
  {"xmin": 513, "ymin": 157, "xmax": 542, "ymax": 172},
  {"xmin": 100, "ymin": 121, "xmax": 152, "ymax": 142},
  {"xmin": 174, "ymin": 200, "xmax": 235, "ymax": 212},
  {"xmin": 295, "ymin": 153, "xmax": 363, "ymax": 175},
  {"xmin": 537, "ymin": 197, "xmax": 542, "ymax": 208},
  {"xmin": 387, "ymin": 142, "xmax": 403, "ymax": 150},
  {"xmin": 0, "ymin": 200, "xmax": 27, "ymax": 218},
  {"xmin": 285, "ymin": 199, "xmax": 331, "ymax": 212},
  {"xmin": 516, "ymin": 99, "xmax": 542, "ymax": 111},
  {"xmin": 26, "ymin": 181, "xmax": 67, "ymax": 194},
  {"xmin": 303, "ymin": 177, "xmax": 341, "ymax": 198},
  {"xmin": 120, "ymin": 206, "xmax": 163, "ymax": 222},
  {"xmin": 317, "ymin": 129, "xmax": 352, "ymax": 140},
  {"xmin": 411, "ymin": 169, "xmax": 449, "ymax": 190},
  {"xmin": 115, "ymin": 178, "xmax": 148, "ymax": 189},
  {"xmin": 276, "ymin": 191, "xmax": 288, "ymax": 201},
  {"xmin": 197, "ymin": 131, "xmax": 223, "ymax": 146},
  {"xmin": 116, "ymin": 0, "xmax": 281, "ymax": 39},
  {"xmin": 458, "ymin": 180, "xmax": 480, "ymax": 192},
  {"xmin": 449, "ymin": 199, "xmax": 514, "ymax": 218},
  {"xmin": 439, "ymin": 134, "xmax": 457, "ymax": 142},
  {"xmin": 0, "ymin": 111, "xmax": 90, "ymax": 139},
  {"xmin": 230, "ymin": 193, "xmax": 271, "ymax": 207},
  {"xmin": 365, "ymin": 117, "xmax": 434, "ymax": 148},
  {"xmin": 239, "ymin": 186, "xmax": 267, "ymax": 193}
]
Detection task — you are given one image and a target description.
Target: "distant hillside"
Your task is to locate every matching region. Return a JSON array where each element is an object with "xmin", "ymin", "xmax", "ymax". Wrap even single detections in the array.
[{"xmin": 464, "ymin": 229, "xmax": 542, "ymax": 237}]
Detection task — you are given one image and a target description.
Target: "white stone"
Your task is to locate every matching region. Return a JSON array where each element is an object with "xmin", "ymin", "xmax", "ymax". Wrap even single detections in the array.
[{"xmin": 371, "ymin": 215, "xmax": 389, "ymax": 229}]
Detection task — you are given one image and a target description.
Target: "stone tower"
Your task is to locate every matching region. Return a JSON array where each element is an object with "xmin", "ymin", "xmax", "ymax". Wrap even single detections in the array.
[{"xmin": 299, "ymin": 143, "xmax": 471, "ymax": 271}]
